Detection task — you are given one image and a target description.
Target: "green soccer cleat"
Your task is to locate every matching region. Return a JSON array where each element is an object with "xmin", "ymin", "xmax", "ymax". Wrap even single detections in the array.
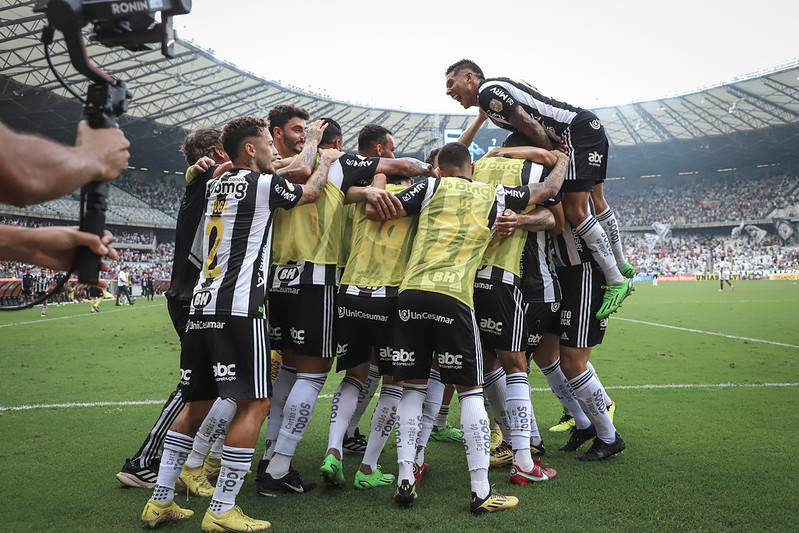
[
  {"xmin": 201, "ymin": 505, "xmax": 271, "ymax": 532},
  {"xmin": 430, "ymin": 424, "xmax": 463, "ymax": 442},
  {"xmin": 607, "ymin": 400, "xmax": 616, "ymax": 423},
  {"xmin": 320, "ymin": 454, "xmax": 345, "ymax": 486},
  {"xmin": 470, "ymin": 489, "xmax": 519, "ymax": 515},
  {"xmin": 354, "ymin": 465, "xmax": 395, "ymax": 489},
  {"xmin": 177, "ymin": 465, "xmax": 216, "ymax": 497},
  {"xmin": 141, "ymin": 499, "xmax": 194, "ymax": 529},
  {"xmin": 596, "ymin": 279, "xmax": 634, "ymax": 319},
  {"xmin": 619, "ymin": 262, "xmax": 636, "ymax": 279}
]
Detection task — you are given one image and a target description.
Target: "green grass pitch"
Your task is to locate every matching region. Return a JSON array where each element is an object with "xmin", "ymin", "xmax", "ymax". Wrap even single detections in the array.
[{"xmin": 1, "ymin": 280, "xmax": 797, "ymax": 532}]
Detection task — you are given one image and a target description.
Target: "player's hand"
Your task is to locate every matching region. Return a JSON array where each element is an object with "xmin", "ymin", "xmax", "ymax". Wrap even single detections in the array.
[
  {"xmin": 305, "ymin": 119, "xmax": 328, "ymax": 145},
  {"xmin": 319, "ymin": 147, "xmax": 345, "ymax": 162},
  {"xmin": 213, "ymin": 161, "xmax": 233, "ymax": 178},
  {"xmin": 74, "ymin": 120, "xmax": 130, "ymax": 181},
  {"xmin": 495, "ymin": 209, "xmax": 519, "ymax": 237},
  {"xmin": 364, "ymin": 186, "xmax": 401, "ymax": 220},
  {"xmin": 189, "ymin": 156, "xmax": 216, "ymax": 177},
  {"xmin": 486, "ymin": 147, "xmax": 504, "ymax": 158}
]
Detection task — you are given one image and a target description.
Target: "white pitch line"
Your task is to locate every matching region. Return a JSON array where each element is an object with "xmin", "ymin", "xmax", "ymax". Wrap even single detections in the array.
[
  {"xmin": 2, "ymin": 382, "xmax": 796, "ymax": 411},
  {"xmin": 0, "ymin": 305, "xmax": 134, "ymax": 328},
  {"xmin": 613, "ymin": 317, "xmax": 799, "ymax": 349}
]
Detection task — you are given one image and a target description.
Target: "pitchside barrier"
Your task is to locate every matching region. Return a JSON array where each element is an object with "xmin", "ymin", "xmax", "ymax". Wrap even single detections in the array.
[
  {"xmin": 0, "ymin": 279, "xmax": 173, "ymax": 306},
  {"xmin": 632, "ymin": 271, "xmax": 799, "ymax": 282}
]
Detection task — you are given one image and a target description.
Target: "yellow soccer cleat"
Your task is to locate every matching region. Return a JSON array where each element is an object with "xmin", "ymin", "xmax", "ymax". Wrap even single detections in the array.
[
  {"xmin": 470, "ymin": 489, "xmax": 519, "ymax": 515},
  {"xmin": 201, "ymin": 505, "xmax": 271, "ymax": 532},
  {"xmin": 177, "ymin": 465, "xmax": 216, "ymax": 497},
  {"xmin": 141, "ymin": 499, "xmax": 193, "ymax": 529}
]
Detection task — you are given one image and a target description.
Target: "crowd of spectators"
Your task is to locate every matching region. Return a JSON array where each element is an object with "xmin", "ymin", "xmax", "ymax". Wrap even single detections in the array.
[
  {"xmin": 606, "ymin": 173, "xmax": 798, "ymax": 226},
  {"xmin": 115, "ymin": 173, "xmax": 184, "ymax": 215}
]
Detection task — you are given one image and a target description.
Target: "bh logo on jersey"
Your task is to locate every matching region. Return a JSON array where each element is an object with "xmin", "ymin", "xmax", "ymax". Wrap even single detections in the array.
[
  {"xmin": 290, "ymin": 327, "xmax": 305, "ymax": 344},
  {"xmin": 392, "ymin": 348, "xmax": 416, "ymax": 366},
  {"xmin": 276, "ymin": 266, "xmax": 299, "ymax": 283},
  {"xmin": 180, "ymin": 368, "xmax": 191, "ymax": 385},
  {"xmin": 588, "ymin": 151, "xmax": 603, "ymax": 167},
  {"xmin": 192, "ymin": 290, "xmax": 212, "ymax": 309},
  {"xmin": 479, "ymin": 318, "xmax": 503, "ymax": 335},
  {"xmin": 213, "ymin": 363, "xmax": 236, "ymax": 382},
  {"xmin": 427, "ymin": 270, "xmax": 461, "ymax": 285},
  {"xmin": 437, "ymin": 351, "xmax": 463, "ymax": 370}
]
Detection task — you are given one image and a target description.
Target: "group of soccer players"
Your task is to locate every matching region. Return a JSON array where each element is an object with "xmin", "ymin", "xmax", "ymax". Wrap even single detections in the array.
[{"xmin": 130, "ymin": 59, "xmax": 634, "ymax": 532}]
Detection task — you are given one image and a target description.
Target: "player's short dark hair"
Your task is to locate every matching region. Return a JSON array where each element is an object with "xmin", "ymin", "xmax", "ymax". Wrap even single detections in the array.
[
  {"xmin": 504, "ymin": 132, "xmax": 536, "ymax": 148},
  {"xmin": 181, "ymin": 126, "xmax": 223, "ymax": 165},
  {"xmin": 267, "ymin": 104, "xmax": 310, "ymax": 136},
  {"xmin": 437, "ymin": 142, "xmax": 471, "ymax": 170},
  {"xmin": 425, "ymin": 147, "xmax": 440, "ymax": 166},
  {"xmin": 358, "ymin": 124, "xmax": 392, "ymax": 152},
  {"xmin": 221, "ymin": 116, "xmax": 268, "ymax": 161},
  {"xmin": 445, "ymin": 59, "xmax": 484, "ymax": 80},
  {"xmin": 319, "ymin": 117, "xmax": 343, "ymax": 146}
]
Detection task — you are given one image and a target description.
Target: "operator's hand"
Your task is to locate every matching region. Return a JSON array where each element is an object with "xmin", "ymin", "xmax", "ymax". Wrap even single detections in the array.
[{"xmin": 74, "ymin": 121, "xmax": 130, "ymax": 181}]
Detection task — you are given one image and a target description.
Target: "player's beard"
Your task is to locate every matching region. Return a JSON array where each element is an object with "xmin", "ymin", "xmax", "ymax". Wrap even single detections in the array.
[{"xmin": 256, "ymin": 159, "xmax": 275, "ymax": 175}]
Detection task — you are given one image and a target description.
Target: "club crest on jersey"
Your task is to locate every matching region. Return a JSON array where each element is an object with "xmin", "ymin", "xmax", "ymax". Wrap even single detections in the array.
[
  {"xmin": 489, "ymin": 99, "xmax": 503, "ymax": 113},
  {"xmin": 398, "ymin": 309, "xmax": 411, "ymax": 322},
  {"xmin": 337, "ymin": 306, "xmax": 346, "ymax": 319},
  {"xmin": 589, "ymin": 119, "xmax": 602, "ymax": 130}
]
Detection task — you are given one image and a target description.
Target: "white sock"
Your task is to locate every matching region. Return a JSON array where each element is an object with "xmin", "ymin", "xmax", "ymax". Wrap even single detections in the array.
[
  {"xmin": 267, "ymin": 372, "xmax": 327, "ymax": 477},
  {"xmin": 396, "ymin": 384, "xmax": 426, "ymax": 485},
  {"xmin": 596, "ymin": 207, "xmax": 627, "ymax": 269},
  {"xmin": 434, "ymin": 403, "xmax": 450, "ymax": 429},
  {"xmin": 416, "ymin": 370, "xmax": 444, "ymax": 464},
  {"xmin": 460, "ymin": 389, "xmax": 490, "ymax": 499},
  {"xmin": 151, "ymin": 430, "xmax": 193, "ymax": 503},
  {"xmin": 587, "ymin": 361, "xmax": 612, "ymax": 405},
  {"xmin": 186, "ymin": 397, "xmax": 236, "ymax": 468},
  {"xmin": 263, "ymin": 365, "xmax": 296, "ymax": 460},
  {"xmin": 569, "ymin": 368, "xmax": 617, "ymax": 443},
  {"xmin": 327, "ymin": 376, "xmax": 363, "ymax": 455},
  {"xmin": 346, "ymin": 365, "xmax": 380, "ymax": 438},
  {"xmin": 208, "ymin": 446, "xmax": 253, "ymax": 515},
  {"xmin": 483, "ymin": 367, "xmax": 510, "ymax": 442},
  {"xmin": 574, "ymin": 215, "xmax": 624, "ymax": 284},
  {"xmin": 539, "ymin": 357, "xmax": 592, "ymax": 429},
  {"xmin": 505, "ymin": 372, "xmax": 533, "ymax": 470},
  {"xmin": 362, "ymin": 383, "xmax": 401, "ymax": 471}
]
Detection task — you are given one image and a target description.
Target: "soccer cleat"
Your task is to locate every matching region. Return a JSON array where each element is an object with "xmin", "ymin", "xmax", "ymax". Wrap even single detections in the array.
[
  {"xmin": 559, "ymin": 424, "xmax": 597, "ymax": 452},
  {"xmin": 354, "ymin": 465, "xmax": 395, "ymax": 489},
  {"xmin": 489, "ymin": 428, "xmax": 503, "ymax": 451},
  {"xmin": 342, "ymin": 428, "xmax": 368, "ymax": 453},
  {"xmin": 141, "ymin": 499, "xmax": 193, "ymax": 529},
  {"xmin": 489, "ymin": 441, "xmax": 513, "ymax": 469},
  {"xmin": 117, "ymin": 459, "xmax": 158, "ymax": 488},
  {"xmin": 201, "ymin": 505, "xmax": 270, "ymax": 532},
  {"xmin": 255, "ymin": 458, "xmax": 269, "ymax": 482},
  {"xmin": 549, "ymin": 412, "xmax": 575, "ymax": 432},
  {"xmin": 257, "ymin": 469, "xmax": 317, "ymax": 496},
  {"xmin": 203, "ymin": 455, "xmax": 222, "ymax": 481},
  {"xmin": 394, "ymin": 479, "xmax": 417, "ymax": 506},
  {"xmin": 177, "ymin": 465, "xmax": 216, "ymax": 497},
  {"xmin": 509, "ymin": 458, "xmax": 557, "ymax": 485},
  {"xmin": 430, "ymin": 424, "xmax": 463, "ymax": 442},
  {"xmin": 607, "ymin": 400, "xmax": 616, "ymax": 424},
  {"xmin": 576, "ymin": 432, "xmax": 626, "ymax": 461},
  {"xmin": 619, "ymin": 262, "xmax": 636, "ymax": 279},
  {"xmin": 530, "ymin": 441, "xmax": 546, "ymax": 457},
  {"xmin": 413, "ymin": 461, "xmax": 430, "ymax": 482},
  {"xmin": 320, "ymin": 454, "xmax": 345, "ymax": 486},
  {"xmin": 596, "ymin": 279, "xmax": 634, "ymax": 319},
  {"xmin": 470, "ymin": 489, "xmax": 519, "ymax": 515}
]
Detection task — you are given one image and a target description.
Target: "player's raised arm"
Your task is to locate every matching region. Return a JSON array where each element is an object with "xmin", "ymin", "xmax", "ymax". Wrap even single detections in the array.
[
  {"xmin": 297, "ymin": 147, "xmax": 344, "ymax": 205},
  {"xmin": 375, "ymin": 157, "xmax": 438, "ymax": 179},
  {"xmin": 278, "ymin": 119, "xmax": 328, "ymax": 183},
  {"xmin": 525, "ymin": 151, "xmax": 568, "ymax": 206}
]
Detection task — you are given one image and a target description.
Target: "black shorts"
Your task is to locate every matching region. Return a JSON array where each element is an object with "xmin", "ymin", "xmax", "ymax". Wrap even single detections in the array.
[
  {"xmin": 555, "ymin": 263, "xmax": 607, "ymax": 348},
  {"xmin": 393, "ymin": 290, "xmax": 483, "ymax": 386},
  {"xmin": 179, "ymin": 314, "xmax": 271, "ymax": 402},
  {"xmin": 523, "ymin": 301, "xmax": 561, "ymax": 357},
  {"xmin": 268, "ymin": 285, "xmax": 337, "ymax": 357},
  {"xmin": 335, "ymin": 293, "xmax": 397, "ymax": 375},
  {"xmin": 88, "ymin": 286, "xmax": 103, "ymax": 298},
  {"xmin": 561, "ymin": 111, "xmax": 608, "ymax": 193},
  {"xmin": 473, "ymin": 280, "xmax": 527, "ymax": 352},
  {"xmin": 166, "ymin": 296, "xmax": 190, "ymax": 341}
]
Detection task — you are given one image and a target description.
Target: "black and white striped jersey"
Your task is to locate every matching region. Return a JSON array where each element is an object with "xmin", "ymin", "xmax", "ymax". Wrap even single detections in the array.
[
  {"xmin": 552, "ymin": 219, "xmax": 597, "ymax": 268},
  {"xmin": 520, "ymin": 230, "xmax": 562, "ymax": 304},
  {"xmin": 189, "ymin": 168, "xmax": 304, "ymax": 319},
  {"xmin": 477, "ymin": 77, "xmax": 584, "ymax": 137}
]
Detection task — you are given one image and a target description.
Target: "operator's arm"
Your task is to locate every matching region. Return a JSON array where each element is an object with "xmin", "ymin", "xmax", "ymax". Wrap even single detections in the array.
[{"xmin": 0, "ymin": 120, "xmax": 130, "ymax": 207}]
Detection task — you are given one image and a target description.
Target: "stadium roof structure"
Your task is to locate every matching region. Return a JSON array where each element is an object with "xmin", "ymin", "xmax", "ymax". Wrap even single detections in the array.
[{"xmin": 2, "ymin": 0, "xmax": 799, "ymax": 180}]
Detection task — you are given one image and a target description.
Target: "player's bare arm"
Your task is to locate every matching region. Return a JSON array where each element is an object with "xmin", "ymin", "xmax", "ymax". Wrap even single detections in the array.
[
  {"xmin": 375, "ymin": 157, "xmax": 438, "ymax": 178},
  {"xmin": 457, "ymin": 108, "xmax": 488, "ymax": 148},
  {"xmin": 495, "ymin": 207, "xmax": 555, "ymax": 238},
  {"xmin": 344, "ymin": 184, "xmax": 402, "ymax": 220},
  {"xmin": 548, "ymin": 202, "xmax": 565, "ymax": 235},
  {"xmin": 525, "ymin": 152, "xmax": 568, "ymax": 205},
  {"xmin": 297, "ymin": 147, "xmax": 344, "ymax": 205},
  {"xmin": 506, "ymin": 105, "xmax": 554, "ymax": 150},
  {"xmin": 278, "ymin": 119, "xmax": 328, "ymax": 183},
  {"xmin": 484, "ymin": 146, "xmax": 558, "ymax": 167}
]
